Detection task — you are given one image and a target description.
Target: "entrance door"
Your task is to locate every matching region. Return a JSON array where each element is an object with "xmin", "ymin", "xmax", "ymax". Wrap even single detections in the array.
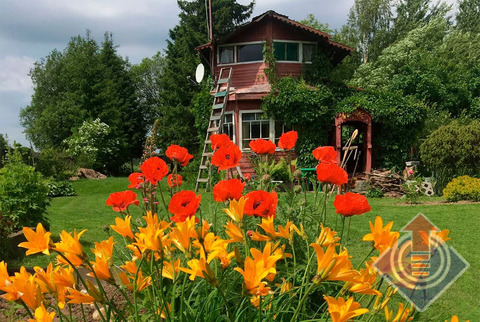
[{"xmin": 341, "ymin": 122, "xmax": 366, "ymax": 174}]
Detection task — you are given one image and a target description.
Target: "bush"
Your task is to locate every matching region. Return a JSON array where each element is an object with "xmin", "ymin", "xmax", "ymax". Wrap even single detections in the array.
[
  {"xmin": 36, "ymin": 147, "xmax": 76, "ymax": 180},
  {"xmin": 443, "ymin": 175, "xmax": 480, "ymax": 202},
  {"xmin": 420, "ymin": 120, "xmax": 480, "ymax": 193},
  {"xmin": 47, "ymin": 180, "xmax": 76, "ymax": 197},
  {"xmin": 0, "ymin": 151, "xmax": 50, "ymax": 230}
]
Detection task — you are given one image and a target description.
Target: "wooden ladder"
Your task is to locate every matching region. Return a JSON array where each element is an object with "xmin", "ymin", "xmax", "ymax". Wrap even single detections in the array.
[{"xmin": 195, "ymin": 67, "xmax": 233, "ymax": 192}]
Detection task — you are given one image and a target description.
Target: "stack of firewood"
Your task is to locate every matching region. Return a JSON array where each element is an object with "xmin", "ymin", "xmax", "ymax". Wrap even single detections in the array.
[{"xmin": 367, "ymin": 169, "xmax": 405, "ymax": 198}]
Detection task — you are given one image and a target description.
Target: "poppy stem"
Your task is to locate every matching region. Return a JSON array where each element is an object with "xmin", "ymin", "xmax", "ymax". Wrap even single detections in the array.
[
  {"xmin": 339, "ymin": 216, "xmax": 346, "ymax": 248},
  {"xmin": 157, "ymin": 185, "xmax": 169, "ymax": 216},
  {"xmin": 345, "ymin": 217, "xmax": 352, "ymax": 245}
]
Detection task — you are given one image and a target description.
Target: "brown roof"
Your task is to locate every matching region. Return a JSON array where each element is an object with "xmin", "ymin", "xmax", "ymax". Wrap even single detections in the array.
[{"xmin": 196, "ymin": 10, "xmax": 353, "ymax": 54}]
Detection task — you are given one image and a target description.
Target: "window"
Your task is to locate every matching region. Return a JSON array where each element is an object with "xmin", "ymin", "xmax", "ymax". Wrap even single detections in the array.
[
  {"xmin": 237, "ymin": 44, "xmax": 263, "ymax": 62},
  {"xmin": 222, "ymin": 113, "xmax": 235, "ymax": 141},
  {"xmin": 273, "ymin": 42, "xmax": 299, "ymax": 61},
  {"xmin": 274, "ymin": 122, "xmax": 294, "ymax": 144},
  {"xmin": 219, "ymin": 46, "xmax": 234, "ymax": 64},
  {"xmin": 241, "ymin": 112, "xmax": 270, "ymax": 148},
  {"xmin": 303, "ymin": 44, "xmax": 315, "ymax": 62}
]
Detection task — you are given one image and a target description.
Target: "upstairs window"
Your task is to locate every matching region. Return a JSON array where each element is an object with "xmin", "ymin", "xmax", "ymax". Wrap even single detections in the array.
[
  {"xmin": 219, "ymin": 46, "xmax": 234, "ymax": 64},
  {"xmin": 303, "ymin": 43, "xmax": 316, "ymax": 62},
  {"xmin": 274, "ymin": 42, "xmax": 299, "ymax": 61},
  {"xmin": 237, "ymin": 44, "xmax": 263, "ymax": 62}
]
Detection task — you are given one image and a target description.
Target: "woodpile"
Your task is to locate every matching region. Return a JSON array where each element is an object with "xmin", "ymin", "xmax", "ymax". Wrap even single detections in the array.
[{"xmin": 367, "ymin": 169, "xmax": 405, "ymax": 198}]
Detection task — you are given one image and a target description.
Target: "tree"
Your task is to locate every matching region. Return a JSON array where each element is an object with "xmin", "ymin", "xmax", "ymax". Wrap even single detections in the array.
[
  {"xmin": 299, "ymin": 14, "xmax": 334, "ymax": 34},
  {"xmin": 20, "ymin": 32, "xmax": 149, "ymax": 173},
  {"xmin": 456, "ymin": 0, "xmax": 480, "ymax": 33},
  {"xmin": 157, "ymin": 0, "xmax": 254, "ymax": 153}
]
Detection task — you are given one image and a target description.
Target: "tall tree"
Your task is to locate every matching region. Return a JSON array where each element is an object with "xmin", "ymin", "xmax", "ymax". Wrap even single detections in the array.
[
  {"xmin": 456, "ymin": 0, "xmax": 480, "ymax": 33},
  {"xmin": 157, "ymin": 0, "xmax": 254, "ymax": 153},
  {"xmin": 299, "ymin": 14, "xmax": 334, "ymax": 34}
]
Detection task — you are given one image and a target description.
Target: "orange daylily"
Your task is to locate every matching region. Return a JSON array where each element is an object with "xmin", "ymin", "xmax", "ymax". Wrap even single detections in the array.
[
  {"xmin": 88, "ymin": 257, "xmax": 114, "ymax": 283},
  {"xmin": 384, "ymin": 302, "xmax": 414, "ymax": 322},
  {"xmin": 28, "ymin": 303, "xmax": 56, "ymax": 322},
  {"xmin": 65, "ymin": 288, "xmax": 96, "ymax": 304},
  {"xmin": 19, "ymin": 223, "xmax": 52, "ymax": 256},
  {"xmin": 2, "ymin": 266, "xmax": 43, "ymax": 309},
  {"xmin": 363, "ymin": 216, "xmax": 400, "ymax": 254},
  {"xmin": 222, "ymin": 196, "xmax": 246, "ymax": 222},
  {"xmin": 234, "ymin": 256, "xmax": 275, "ymax": 296},
  {"xmin": 250, "ymin": 216, "xmax": 294, "ymax": 241},
  {"xmin": 315, "ymin": 224, "xmax": 340, "ymax": 247},
  {"xmin": 448, "ymin": 316, "xmax": 470, "ymax": 322},
  {"xmin": 0, "ymin": 261, "xmax": 11, "ymax": 290},
  {"xmin": 344, "ymin": 261, "xmax": 381, "ymax": 296},
  {"xmin": 110, "ymin": 215, "xmax": 134, "ymax": 240},
  {"xmin": 54, "ymin": 229, "xmax": 87, "ymax": 258},
  {"xmin": 118, "ymin": 262, "xmax": 152, "ymax": 293},
  {"xmin": 91, "ymin": 236, "xmax": 115, "ymax": 262},
  {"xmin": 324, "ymin": 295, "xmax": 368, "ymax": 322},
  {"xmin": 171, "ymin": 216, "xmax": 197, "ymax": 253},
  {"xmin": 162, "ymin": 258, "xmax": 181, "ymax": 280},
  {"xmin": 225, "ymin": 221, "xmax": 244, "ymax": 243},
  {"xmin": 34, "ymin": 263, "xmax": 55, "ymax": 294},
  {"xmin": 180, "ymin": 257, "xmax": 217, "ymax": 285},
  {"xmin": 310, "ymin": 244, "xmax": 357, "ymax": 283},
  {"xmin": 419, "ymin": 229, "xmax": 451, "ymax": 248}
]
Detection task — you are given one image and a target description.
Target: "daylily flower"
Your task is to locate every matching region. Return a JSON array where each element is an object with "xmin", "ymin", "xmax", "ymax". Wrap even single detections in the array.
[
  {"xmin": 278, "ymin": 130, "xmax": 298, "ymax": 151},
  {"xmin": 213, "ymin": 179, "xmax": 245, "ymax": 202},
  {"xmin": 222, "ymin": 196, "xmax": 246, "ymax": 222},
  {"xmin": 65, "ymin": 288, "xmax": 96, "ymax": 304},
  {"xmin": 18, "ymin": 223, "xmax": 52, "ymax": 256},
  {"xmin": 419, "ymin": 229, "xmax": 451, "ymax": 248},
  {"xmin": 310, "ymin": 244, "xmax": 357, "ymax": 283},
  {"xmin": 88, "ymin": 257, "xmax": 114, "ymax": 283},
  {"xmin": 162, "ymin": 258, "xmax": 181, "ymax": 280},
  {"xmin": 323, "ymin": 295, "xmax": 368, "ymax": 322},
  {"xmin": 225, "ymin": 221, "xmax": 244, "ymax": 243},
  {"xmin": 384, "ymin": 302, "xmax": 414, "ymax": 322},
  {"xmin": 110, "ymin": 215, "xmax": 134, "ymax": 240},
  {"xmin": 180, "ymin": 257, "xmax": 217, "ymax": 286},
  {"xmin": 363, "ymin": 216, "xmax": 400, "ymax": 254},
  {"xmin": 344, "ymin": 261, "xmax": 381, "ymax": 296},
  {"xmin": 166, "ymin": 144, "xmax": 193, "ymax": 167},
  {"xmin": 234, "ymin": 256, "xmax": 275, "ymax": 296},
  {"xmin": 171, "ymin": 216, "xmax": 197, "ymax": 253},
  {"xmin": 119, "ymin": 261, "xmax": 152, "ymax": 292},
  {"xmin": 250, "ymin": 216, "xmax": 295, "ymax": 241},
  {"xmin": 54, "ymin": 229, "xmax": 87, "ymax": 258},
  {"xmin": 91, "ymin": 236, "xmax": 115, "ymax": 262},
  {"xmin": 315, "ymin": 224, "xmax": 340, "ymax": 247},
  {"xmin": 28, "ymin": 303, "xmax": 56, "ymax": 322}
]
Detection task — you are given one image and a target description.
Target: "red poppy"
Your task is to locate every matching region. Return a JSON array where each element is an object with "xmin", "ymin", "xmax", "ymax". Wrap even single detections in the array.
[
  {"xmin": 333, "ymin": 192, "xmax": 371, "ymax": 217},
  {"xmin": 312, "ymin": 146, "xmax": 338, "ymax": 164},
  {"xmin": 249, "ymin": 138, "xmax": 276, "ymax": 154},
  {"xmin": 140, "ymin": 157, "xmax": 169, "ymax": 185},
  {"xmin": 210, "ymin": 134, "xmax": 232, "ymax": 150},
  {"xmin": 316, "ymin": 163, "xmax": 348, "ymax": 186},
  {"xmin": 278, "ymin": 131, "xmax": 298, "ymax": 151},
  {"xmin": 168, "ymin": 174, "xmax": 183, "ymax": 188},
  {"xmin": 213, "ymin": 179, "xmax": 245, "ymax": 202},
  {"xmin": 128, "ymin": 172, "xmax": 144, "ymax": 189},
  {"xmin": 244, "ymin": 190, "xmax": 278, "ymax": 219},
  {"xmin": 166, "ymin": 145, "xmax": 193, "ymax": 167},
  {"xmin": 211, "ymin": 143, "xmax": 242, "ymax": 171},
  {"xmin": 244, "ymin": 173, "xmax": 251, "ymax": 181},
  {"xmin": 106, "ymin": 190, "xmax": 139, "ymax": 212},
  {"xmin": 168, "ymin": 190, "xmax": 201, "ymax": 222}
]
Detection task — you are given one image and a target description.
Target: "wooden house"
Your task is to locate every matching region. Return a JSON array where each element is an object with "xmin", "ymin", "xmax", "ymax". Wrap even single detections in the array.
[{"xmin": 196, "ymin": 10, "xmax": 372, "ymax": 178}]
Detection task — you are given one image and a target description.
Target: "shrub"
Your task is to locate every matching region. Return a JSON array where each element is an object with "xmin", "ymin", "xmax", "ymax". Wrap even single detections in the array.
[
  {"xmin": 420, "ymin": 120, "xmax": 480, "ymax": 193},
  {"xmin": 36, "ymin": 147, "xmax": 76, "ymax": 180},
  {"xmin": 0, "ymin": 151, "xmax": 50, "ymax": 230},
  {"xmin": 443, "ymin": 175, "xmax": 480, "ymax": 202},
  {"xmin": 47, "ymin": 180, "xmax": 76, "ymax": 197}
]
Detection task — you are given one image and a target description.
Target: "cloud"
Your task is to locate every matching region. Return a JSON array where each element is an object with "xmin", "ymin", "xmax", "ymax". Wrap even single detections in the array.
[{"xmin": 0, "ymin": 56, "xmax": 35, "ymax": 92}]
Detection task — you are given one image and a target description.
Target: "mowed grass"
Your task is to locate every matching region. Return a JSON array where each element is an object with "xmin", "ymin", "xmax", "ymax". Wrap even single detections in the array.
[{"xmin": 9, "ymin": 177, "xmax": 480, "ymax": 321}]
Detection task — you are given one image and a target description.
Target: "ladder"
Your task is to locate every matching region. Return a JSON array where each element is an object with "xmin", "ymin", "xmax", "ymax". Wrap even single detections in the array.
[{"xmin": 195, "ymin": 67, "xmax": 233, "ymax": 192}]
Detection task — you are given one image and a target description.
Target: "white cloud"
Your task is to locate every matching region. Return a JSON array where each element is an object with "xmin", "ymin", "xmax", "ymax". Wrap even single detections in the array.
[{"xmin": 0, "ymin": 56, "xmax": 34, "ymax": 92}]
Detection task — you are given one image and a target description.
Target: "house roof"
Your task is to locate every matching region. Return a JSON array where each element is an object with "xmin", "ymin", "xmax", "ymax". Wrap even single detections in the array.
[{"xmin": 196, "ymin": 10, "xmax": 353, "ymax": 55}]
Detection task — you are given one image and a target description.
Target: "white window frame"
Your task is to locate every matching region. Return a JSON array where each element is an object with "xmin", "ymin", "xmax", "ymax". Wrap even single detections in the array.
[
  {"xmin": 221, "ymin": 112, "xmax": 235, "ymax": 143},
  {"xmin": 239, "ymin": 110, "xmax": 275, "ymax": 150},
  {"xmin": 217, "ymin": 41, "xmax": 265, "ymax": 66},
  {"xmin": 271, "ymin": 40, "xmax": 317, "ymax": 64}
]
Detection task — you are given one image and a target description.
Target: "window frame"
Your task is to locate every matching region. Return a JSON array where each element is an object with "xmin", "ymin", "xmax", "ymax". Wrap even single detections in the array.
[
  {"xmin": 271, "ymin": 40, "xmax": 317, "ymax": 64},
  {"xmin": 217, "ymin": 41, "xmax": 265, "ymax": 66},
  {"xmin": 239, "ymin": 110, "xmax": 274, "ymax": 150},
  {"xmin": 221, "ymin": 112, "xmax": 235, "ymax": 143}
]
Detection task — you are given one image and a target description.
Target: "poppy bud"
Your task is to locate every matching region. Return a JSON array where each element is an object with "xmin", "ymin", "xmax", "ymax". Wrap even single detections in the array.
[
  {"xmin": 261, "ymin": 174, "xmax": 271, "ymax": 185},
  {"xmin": 294, "ymin": 185, "xmax": 302, "ymax": 194},
  {"xmin": 205, "ymin": 160, "xmax": 211, "ymax": 167},
  {"xmin": 294, "ymin": 169, "xmax": 303, "ymax": 180}
]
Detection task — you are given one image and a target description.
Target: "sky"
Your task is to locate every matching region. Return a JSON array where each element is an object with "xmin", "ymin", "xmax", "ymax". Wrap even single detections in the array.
[{"xmin": 0, "ymin": 0, "xmax": 455, "ymax": 147}]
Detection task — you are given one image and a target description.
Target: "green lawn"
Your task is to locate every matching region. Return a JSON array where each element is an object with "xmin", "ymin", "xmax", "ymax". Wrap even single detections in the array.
[{"xmin": 9, "ymin": 177, "xmax": 480, "ymax": 321}]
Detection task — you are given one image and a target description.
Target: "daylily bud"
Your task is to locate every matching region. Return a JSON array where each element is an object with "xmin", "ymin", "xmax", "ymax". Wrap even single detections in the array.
[
  {"xmin": 86, "ymin": 280, "xmax": 105, "ymax": 304},
  {"xmin": 234, "ymin": 246, "xmax": 244, "ymax": 268}
]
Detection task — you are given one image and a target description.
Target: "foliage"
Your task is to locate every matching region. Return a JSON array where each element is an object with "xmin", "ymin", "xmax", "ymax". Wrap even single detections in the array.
[
  {"xmin": 0, "ymin": 150, "xmax": 50, "ymax": 231},
  {"xmin": 20, "ymin": 32, "xmax": 148, "ymax": 172},
  {"xmin": 47, "ymin": 180, "xmax": 76, "ymax": 198},
  {"xmin": 0, "ymin": 134, "xmax": 8, "ymax": 168},
  {"xmin": 443, "ymin": 175, "xmax": 480, "ymax": 202},
  {"xmin": 402, "ymin": 177, "xmax": 425, "ymax": 204},
  {"xmin": 299, "ymin": 14, "xmax": 335, "ymax": 34},
  {"xmin": 456, "ymin": 0, "xmax": 480, "ymax": 33},
  {"xmin": 191, "ymin": 78, "xmax": 214, "ymax": 145},
  {"xmin": 36, "ymin": 147, "xmax": 76, "ymax": 180},
  {"xmin": 0, "ymin": 211, "xmax": 15, "ymax": 260},
  {"xmin": 64, "ymin": 118, "xmax": 120, "ymax": 171},
  {"xmin": 420, "ymin": 120, "xmax": 480, "ymax": 193},
  {"xmin": 366, "ymin": 186, "xmax": 384, "ymax": 198}
]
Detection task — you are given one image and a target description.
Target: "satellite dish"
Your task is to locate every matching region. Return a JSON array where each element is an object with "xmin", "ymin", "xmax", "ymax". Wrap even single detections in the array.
[{"xmin": 195, "ymin": 63, "xmax": 205, "ymax": 83}]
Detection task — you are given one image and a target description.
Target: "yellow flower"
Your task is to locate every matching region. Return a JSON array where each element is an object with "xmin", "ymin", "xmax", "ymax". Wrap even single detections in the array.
[
  {"xmin": 315, "ymin": 224, "xmax": 340, "ymax": 247},
  {"xmin": 234, "ymin": 257, "xmax": 273, "ymax": 296},
  {"xmin": 91, "ymin": 236, "xmax": 115, "ymax": 262},
  {"xmin": 65, "ymin": 288, "xmax": 96, "ymax": 304},
  {"xmin": 225, "ymin": 221, "xmax": 244, "ymax": 243},
  {"xmin": 2, "ymin": 267, "xmax": 43, "ymax": 309},
  {"xmin": 384, "ymin": 302, "xmax": 414, "ymax": 322},
  {"xmin": 363, "ymin": 216, "xmax": 400, "ymax": 254},
  {"xmin": 19, "ymin": 223, "xmax": 52, "ymax": 256},
  {"xmin": 88, "ymin": 257, "xmax": 114, "ymax": 283},
  {"xmin": 324, "ymin": 295, "xmax": 368, "ymax": 322},
  {"xmin": 223, "ymin": 197, "xmax": 246, "ymax": 222},
  {"xmin": 0, "ymin": 261, "xmax": 12, "ymax": 290},
  {"xmin": 162, "ymin": 258, "xmax": 181, "ymax": 280},
  {"xmin": 54, "ymin": 229, "xmax": 87, "ymax": 258},
  {"xmin": 419, "ymin": 229, "xmax": 451, "ymax": 248},
  {"xmin": 447, "ymin": 315, "xmax": 470, "ymax": 322},
  {"xmin": 250, "ymin": 216, "xmax": 295, "ymax": 241},
  {"xmin": 110, "ymin": 215, "xmax": 134, "ymax": 240},
  {"xmin": 180, "ymin": 257, "xmax": 217, "ymax": 286},
  {"xmin": 171, "ymin": 216, "xmax": 197, "ymax": 253},
  {"xmin": 344, "ymin": 261, "xmax": 381, "ymax": 296},
  {"xmin": 132, "ymin": 224, "xmax": 170, "ymax": 255},
  {"xmin": 28, "ymin": 303, "xmax": 56, "ymax": 322},
  {"xmin": 34, "ymin": 263, "xmax": 55, "ymax": 294},
  {"xmin": 310, "ymin": 244, "xmax": 357, "ymax": 283},
  {"xmin": 119, "ymin": 261, "xmax": 152, "ymax": 292}
]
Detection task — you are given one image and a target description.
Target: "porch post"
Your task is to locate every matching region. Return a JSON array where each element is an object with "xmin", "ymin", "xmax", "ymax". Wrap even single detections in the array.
[
  {"xmin": 335, "ymin": 116, "xmax": 342, "ymax": 164},
  {"xmin": 365, "ymin": 120, "xmax": 372, "ymax": 174}
]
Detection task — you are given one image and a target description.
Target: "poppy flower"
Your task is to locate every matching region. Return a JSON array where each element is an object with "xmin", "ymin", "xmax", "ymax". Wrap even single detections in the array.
[
  {"xmin": 166, "ymin": 145, "xmax": 193, "ymax": 167},
  {"xmin": 249, "ymin": 138, "xmax": 276, "ymax": 154},
  {"xmin": 213, "ymin": 179, "xmax": 245, "ymax": 202},
  {"xmin": 313, "ymin": 146, "xmax": 338, "ymax": 164},
  {"xmin": 211, "ymin": 143, "xmax": 242, "ymax": 171},
  {"xmin": 333, "ymin": 192, "xmax": 371, "ymax": 217},
  {"xmin": 244, "ymin": 190, "xmax": 278, "ymax": 218},
  {"xmin": 278, "ymin": 131, "xmax": 298, "ymax": 151},
  {"xmin": 316, "ymin": 163, "xmax": 348, "ymax": 186},
  {"xmin": 128, "ymin": 172, "xmax": 144, "ymax": 189},
  {"xmin": 106, "ymin": 190, "xmax": 139, "ymax": 212},
  {"xmin": 168, "ymin": 174, "xmax": 183, "ymax": 188},
  {"xmin": 168, "ymin": 190, "xmax": 202, "ymax": 222},
  {"xmin": 210, "ymin": 134, "xmax": 232, "ymax": 150},
  {"xmin": 140, "ymin": 156, "xmax": 169, "ymax": 185}
]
